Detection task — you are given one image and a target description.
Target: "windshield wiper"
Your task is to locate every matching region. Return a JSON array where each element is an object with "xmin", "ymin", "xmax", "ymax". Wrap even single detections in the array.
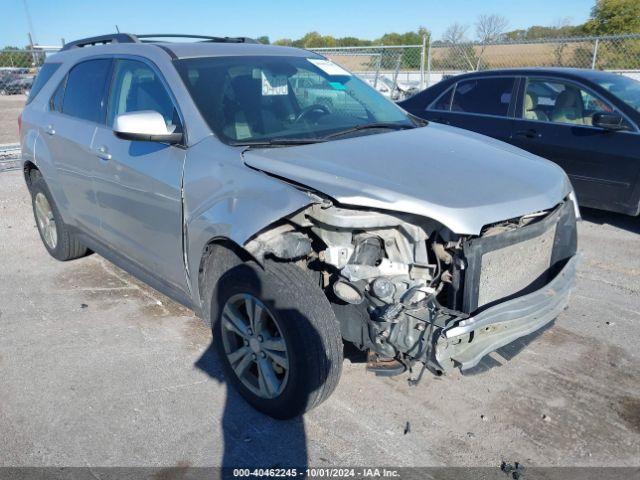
[
  {"xmin": 231, "ymin": 123, "xmax": 415, "ymax": 147},
  {"xmin": 321, "ymin": 122, "xmax": 415, "ymax": 140},
  {"xmin": 232, "ymin": 138, "xmax": 326, "ymax": 147}
]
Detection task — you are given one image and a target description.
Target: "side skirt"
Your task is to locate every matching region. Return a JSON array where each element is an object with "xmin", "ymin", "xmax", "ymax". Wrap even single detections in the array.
[{"xmin": 72, "ymin": 227, "xmax": 201, "ymax": 317}]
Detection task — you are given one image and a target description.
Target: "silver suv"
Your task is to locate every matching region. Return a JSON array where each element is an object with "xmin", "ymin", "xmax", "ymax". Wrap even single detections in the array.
[{"xmin": 20, "ymin": 33, "xmax": 579, "ymax": 419}]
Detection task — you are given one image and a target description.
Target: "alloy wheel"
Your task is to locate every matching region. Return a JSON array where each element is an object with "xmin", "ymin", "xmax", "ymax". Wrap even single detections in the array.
[
  {"xmin": 220, "ymin": 293, "xmax": 289, "ymax": 399},
  {"xmin": 34, "ymin": 192, "xmax": 57, "ymax": 250}
]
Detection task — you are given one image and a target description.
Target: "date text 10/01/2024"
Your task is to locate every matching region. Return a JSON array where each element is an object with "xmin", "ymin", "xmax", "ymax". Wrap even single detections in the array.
[{"xmin": 232, "ymin": 468, "xmax": 401, "ymax": 477}]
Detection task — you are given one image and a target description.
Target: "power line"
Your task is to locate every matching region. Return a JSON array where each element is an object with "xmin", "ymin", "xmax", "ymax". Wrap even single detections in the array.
[{"xmin": 21, "ymin": 0, "xmax": 37, "ymax": 45}]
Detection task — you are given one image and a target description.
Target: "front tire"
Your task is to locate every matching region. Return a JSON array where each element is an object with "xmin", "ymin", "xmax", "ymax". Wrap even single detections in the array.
[
  {"xmin": 29, "ymin": 170, "xmax": 90, "ymax": 261},
  {"xmin": 211, "ymin": 260, "xmax": 343, "ymax": 419}
]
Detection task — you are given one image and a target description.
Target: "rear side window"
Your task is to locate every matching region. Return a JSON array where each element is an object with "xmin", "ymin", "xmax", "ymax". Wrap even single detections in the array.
[
  {"xmin": 26, "ymin": 63, "xmax": 61, "ymax": 105},
  {"xmin": 451, "ymin": 77, "xmax": 515, "ymax": 117},
  {"xmin": 62, "ymin": 59, "xmax": 112, "ymax": 123}
]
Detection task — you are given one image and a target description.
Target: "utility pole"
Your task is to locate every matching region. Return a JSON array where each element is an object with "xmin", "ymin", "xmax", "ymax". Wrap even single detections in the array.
[{"xmin": 419, "ymin": 34, "xmax": 427, "ymax": 90}]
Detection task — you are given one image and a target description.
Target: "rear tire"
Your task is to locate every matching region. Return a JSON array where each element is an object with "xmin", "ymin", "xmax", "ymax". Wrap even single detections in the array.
[
  {"xmin": 29, "ymin": 170, "xmax": 90, "ymax": 261},
  {"xmin": 210, "ymin": 260, "xmax": 343, "ymax": 419}
]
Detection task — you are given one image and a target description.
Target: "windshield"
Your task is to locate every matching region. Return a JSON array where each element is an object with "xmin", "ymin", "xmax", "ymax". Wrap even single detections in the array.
[
  {"xmin": 594, "ymin": 74, "xmax": 640, "ymax": 113},
  {"xmin": 175, "ymin": 55, "xmax": 414, "ymax": 144}
]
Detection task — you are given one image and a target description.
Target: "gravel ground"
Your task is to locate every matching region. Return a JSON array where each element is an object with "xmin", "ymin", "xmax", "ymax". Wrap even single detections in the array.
[
  {"xmin": 0, "ymin": 96, "xmax": 25, "ymax": 144},
  {"xmin": 0, "ymin": 169, "xmax": 639, "ymax": 469}
]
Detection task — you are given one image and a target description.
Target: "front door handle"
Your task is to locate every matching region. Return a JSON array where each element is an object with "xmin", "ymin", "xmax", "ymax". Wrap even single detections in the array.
[
  {"xmin": 514, "ymin": 129, "xmax": 542, "ymax": 139},
  {"xmin": 45, "ymin": 125, "xmax": 55, "ymax": 136},
  {"xmin": 95, "ymin": 145, "xmax": 112, "ymax": 161}
]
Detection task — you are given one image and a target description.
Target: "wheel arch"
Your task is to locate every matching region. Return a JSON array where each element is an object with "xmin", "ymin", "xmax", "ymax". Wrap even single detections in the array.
[
  {"xmin": 23, "ymin": 160, "xmax": 39, "ymax": 191},
  {"xmin": 196, "ymin": 237, "xmax": 259, "ymax": 323}
]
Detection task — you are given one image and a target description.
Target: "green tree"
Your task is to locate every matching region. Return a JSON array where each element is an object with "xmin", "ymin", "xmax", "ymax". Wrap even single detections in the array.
[
  {"xmin": 335, "ymin": 37, "xmax": 373, "ymax": 47},
  {"xmin": 292, "ymin": 31, "xmax": 326, "ymax": 48},
  {"xmin": 583, "ymin": 0, "xmax": 640, "ymax": 69},
  {"xmin": 273, "ymin": 38, "xmax": 293, "ymax": 46},
  {"xmin": 584, "ymin": 0, "xmax": 640, "ymax": 34},
  {"xmin": 256, "ymin": 36, "xmax": 270, "ymax": 45},
  {"xmin": 0, "ymin": 46, "xmax": 34, "ymax": 68},
  {"xmin": 376, "ymin": 28, "xmax": 429, "ymax": 69},
  {"xmin": 503, "ymin": 24, "xmax": 584, "ymax": 40},
  {"xmin": 377, "ymin": 30, "xmax": 423, "ymax": 46}
]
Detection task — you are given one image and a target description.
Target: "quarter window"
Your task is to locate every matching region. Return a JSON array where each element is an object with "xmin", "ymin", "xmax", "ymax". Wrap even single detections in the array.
[
  {"xmin": 61, "ymin": 59, "xmax": 112, "ymax": 123},
  {"xmin": 49, "ymin": 75, "xmax": 66, "ymax": 112},
  {"xmin": 523, "ymin": 78, "xmax": 624, "ymax": 127},
  {"xmin": 450, "ymin": 77, "xmax": 515, "ymax": 116},
  {"xmin": 27, "ymin": 62, "xmax": 60, "ymax": 105},
  {"xmin": 106, "ymin": 59, "xmax": 180, "ymax": 131},
  {"xmin": 429, "ymin": 85, "xmax": 454, "ymax": 111}
]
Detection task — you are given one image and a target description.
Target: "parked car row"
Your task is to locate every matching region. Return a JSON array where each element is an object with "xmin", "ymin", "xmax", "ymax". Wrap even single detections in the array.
[
  {"xmin": 399, "ymin": 68, "xmax": 640, "ymax": 216},
  {"xmin": 0, "ymin": 70, "xmax": 34, "ymax": 96},
  {"xmin": 365, "ymin": 76, "xmax": 419, "ymax": 101}
]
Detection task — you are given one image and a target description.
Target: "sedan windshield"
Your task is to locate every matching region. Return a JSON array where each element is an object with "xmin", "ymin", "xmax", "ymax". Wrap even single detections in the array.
[
  {"xmin": 594, "ymin": 74, "xmax": 640, "ymax": 113},
  {"xmin": 175, "ymin": 55, "xmax": 415, "ymax": 145}
]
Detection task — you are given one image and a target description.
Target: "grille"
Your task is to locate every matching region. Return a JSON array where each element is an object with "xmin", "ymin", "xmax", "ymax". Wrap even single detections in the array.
[
  {"xmin": 477, "ymin": 225, "xmax": 556, "ymax": 308},
  {"xmin": 459, "ymin": 200, "xmax": 577, "ymax": 314}
]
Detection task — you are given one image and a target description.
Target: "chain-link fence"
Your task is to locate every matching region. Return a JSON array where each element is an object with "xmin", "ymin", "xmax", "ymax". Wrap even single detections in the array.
[
  {"xmin": 0, "ymin": 47, "xmax": 57, "ymax": 145},
  {"xmin": 310, "ymin": 45, "xmax": 425, "ymax": 101},
  {"xmin": 0, "ymin": 48, "xmax": 49, "ymax": 97},
  {"xmin": 0, "ymin": 34, "xmax": 639, "ymax": 144},
  {"xmin": 312, "ymin": 34, "xmax": 640, "ymax": 97}
]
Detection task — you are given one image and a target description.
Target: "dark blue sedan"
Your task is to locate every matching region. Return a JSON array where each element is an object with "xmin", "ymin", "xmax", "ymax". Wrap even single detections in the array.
[{"xmin": 399, "ymin": 68, "xmax": 640, "ymax": 215}]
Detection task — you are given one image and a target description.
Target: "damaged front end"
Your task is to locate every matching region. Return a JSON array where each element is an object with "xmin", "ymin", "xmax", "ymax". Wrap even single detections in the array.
[{"xmin": 246, "ymin": 197, "xmax": 578, "ymax": 377}]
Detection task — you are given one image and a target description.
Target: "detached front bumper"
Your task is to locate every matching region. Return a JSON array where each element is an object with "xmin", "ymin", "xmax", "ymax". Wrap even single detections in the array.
[{"xmin": 435, "ymin": 254, "xmax": 578, "ymax": 372}]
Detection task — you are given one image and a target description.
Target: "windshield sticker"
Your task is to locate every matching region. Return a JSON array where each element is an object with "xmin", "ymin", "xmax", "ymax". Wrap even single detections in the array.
[
  {"xmin": 261, "ymin": 71, "xmax": 288, "ymax": 96},
  {"xmin": 307, "ymin": 58, "xmax": 351, "ymax": 77},
  {"xmin": 329, "ymin": 81, "xmax": 347, "ymax": 91}
]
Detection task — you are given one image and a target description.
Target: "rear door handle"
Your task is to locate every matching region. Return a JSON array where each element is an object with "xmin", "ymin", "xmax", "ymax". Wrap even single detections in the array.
[
  {"xmin": 95, "ymin": 145, "xmax": 112, "ymax": 161},
  {"xmin": 514, "ymin": 129, "xmax": 541, "ymax": 139},
  {"xmin": 45, "ymin": 125, "xmax": 55, "ymax": 136}
]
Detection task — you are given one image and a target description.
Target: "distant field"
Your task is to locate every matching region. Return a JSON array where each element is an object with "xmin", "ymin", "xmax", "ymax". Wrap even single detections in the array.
[
  {"xmin": 431, "ymin": 41, "xmax": 597, "ymax": 69},
  {"xmin": 324, "ymin": 38, "xmax": 640, "ymax": 72}
]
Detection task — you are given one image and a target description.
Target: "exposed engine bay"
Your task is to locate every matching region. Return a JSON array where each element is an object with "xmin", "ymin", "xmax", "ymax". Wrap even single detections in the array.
[{"xmin": 246, "ymin": 197, "xmax": 578, "ymax": 377}]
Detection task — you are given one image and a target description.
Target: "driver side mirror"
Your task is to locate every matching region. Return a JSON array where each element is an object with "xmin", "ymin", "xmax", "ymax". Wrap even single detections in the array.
[
  {"xmin": 592, "ymin": 112, "xmax": 628, "ymax": 131},
  {"xmin": 114, "ymin": 110, "xmax": 183, "ymax": 144}
]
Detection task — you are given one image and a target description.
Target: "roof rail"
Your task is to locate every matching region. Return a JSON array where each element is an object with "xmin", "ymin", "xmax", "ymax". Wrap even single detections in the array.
[
  {"xmin": 136, "ymin": 34, "xmax": 260, "ymax": 44},
  {"xmin": 61, "ymin": 33, "xmax": 138, "ymax": 51},
  {"xmin": 61, "ymin": 33, "xmax": 259, "ymax": 51}
]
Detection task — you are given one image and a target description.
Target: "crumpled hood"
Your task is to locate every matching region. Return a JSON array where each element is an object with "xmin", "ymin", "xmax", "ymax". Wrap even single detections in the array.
[{"xmin": 242, "ymin": 123, "xmax": 572, "ymax": 235}]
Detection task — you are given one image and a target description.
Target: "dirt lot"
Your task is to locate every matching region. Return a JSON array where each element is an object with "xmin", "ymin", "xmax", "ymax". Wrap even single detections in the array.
[
  {"xmin": 0, "ymin": 95, "xmax": 25, "ymax": 144},
  {"xmin": 0, "ymin": 169, "xmax": 639, "ymax": 469}
]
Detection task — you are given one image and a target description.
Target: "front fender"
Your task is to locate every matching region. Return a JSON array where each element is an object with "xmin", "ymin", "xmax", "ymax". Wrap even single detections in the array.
[{"xmin": 183, "ymin": 138, "xmax": 317, "ymax": 308}]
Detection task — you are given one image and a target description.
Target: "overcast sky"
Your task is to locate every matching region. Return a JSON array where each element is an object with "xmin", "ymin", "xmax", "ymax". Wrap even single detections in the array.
[{"xmin": 2, "ymin": 0, "xmax": 594, "ymax": 48}]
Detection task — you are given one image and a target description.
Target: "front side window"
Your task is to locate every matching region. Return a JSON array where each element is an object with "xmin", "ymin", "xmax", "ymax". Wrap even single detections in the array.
[
  {"xmin": 175, "ymin": 55, "xmax": 413, "ymax": 144},
  {"xmin": 593, "ymin": 74, "xmax": 640, "ymax": 113},
  {"xmin": 450, "ymin": 77, "xmax": 515, "ymax": 117},
  {"xmin": 61, "ymin": 59, "xmax": 112, "ymax": 123},
  {"xmin": 106, "ymin": 59, "xmax": 180, "ymax": 130},
  {"xmin": 523, "ymin": 78, "xmax": 622, "ymax": 127}
]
